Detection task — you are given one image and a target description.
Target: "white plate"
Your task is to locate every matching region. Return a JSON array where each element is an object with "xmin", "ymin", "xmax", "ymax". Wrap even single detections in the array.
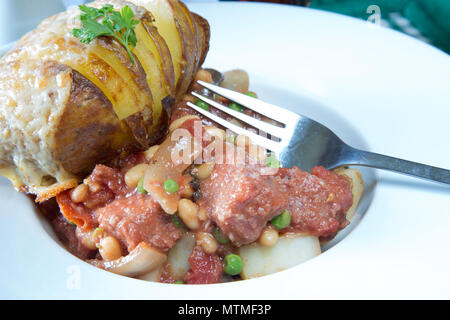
[{"xmin": 1, "ymin": 2, "xmax": 449, "ymax": 299}]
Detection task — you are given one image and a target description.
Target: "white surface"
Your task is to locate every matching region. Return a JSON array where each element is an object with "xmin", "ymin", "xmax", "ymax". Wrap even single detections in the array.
[{"xmin": 1, "ymin": 2, "xmax": 449, "ymax": 299}]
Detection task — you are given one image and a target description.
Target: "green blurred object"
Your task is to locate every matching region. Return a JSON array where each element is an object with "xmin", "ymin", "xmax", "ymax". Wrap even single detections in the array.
[{"xmin": 310, "ymin": 0, "xmax": 450, "ymax": 54}]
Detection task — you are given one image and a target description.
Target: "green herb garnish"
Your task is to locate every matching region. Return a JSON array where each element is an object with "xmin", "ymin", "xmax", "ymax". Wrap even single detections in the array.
[{"xmin": 71, "ymin": 4, "xmax": 139, "ymax": 63}]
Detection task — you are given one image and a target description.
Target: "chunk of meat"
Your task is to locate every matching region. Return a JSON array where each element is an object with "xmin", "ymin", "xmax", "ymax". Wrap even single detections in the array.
[
  {"xmin": 56, "ymin": 164, "xmax": 126, "ymax": 230},
  {"xmin": 96, "ymin": 193, "xmax": 183, "ymax": 252},
  {"xmin": 276, "ymin": 166, "xmax": 353, "ymax": 237},
  {"xmin": 51, "ymin": 214, "xmax": 95, "ymax": 260},
  {"xmin": 184, "ymin": 246, "xmax": 223, "ymax": 284},
  {"xmin": 199, "ymin": 163, "xmax": 288, "ymax": 246},
  {"xmin": 57, "ymin": 153, "xmax": 182, "ymax": 253},
  {"xmin": 199, "ymin": 161, "xmax": 354, "ymax": 245}
]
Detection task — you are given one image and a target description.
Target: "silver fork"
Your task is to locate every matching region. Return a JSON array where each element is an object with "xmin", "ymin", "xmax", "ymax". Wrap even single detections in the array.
[{"xmin": 187, "ymin": 80, "xmax": 450, "ymax": 185}]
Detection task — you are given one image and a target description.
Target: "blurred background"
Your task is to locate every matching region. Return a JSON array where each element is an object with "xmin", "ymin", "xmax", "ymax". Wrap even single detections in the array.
[{"xmin": 0, "ymin": 0, "xmax": 448, "ymax": 54}]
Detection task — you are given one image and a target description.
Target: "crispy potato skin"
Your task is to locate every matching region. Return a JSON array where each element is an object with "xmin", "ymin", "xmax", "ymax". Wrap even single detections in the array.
[
  {"xmin": 54, "ymin": 63, "xmax": 135, "ymax": 176},
  {"xmin": 192, "ymin": 13, "xmax": 210, "ymax": 70}
]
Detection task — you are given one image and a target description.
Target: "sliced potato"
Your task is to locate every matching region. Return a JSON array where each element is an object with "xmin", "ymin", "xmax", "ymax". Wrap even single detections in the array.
[
  {"xmin": 167, "ymin": 0, "xmax": 197, "ymax": 97},
  {"xmin": 131, "ymin": 0, "xmax": 184, "ymax": 90},
  {"xmin": 239, "ymin": 233, "xmax": 321, "ymax": 280},
  {"xmin": 132, "ymin": 21, "xmax": 171, "ymax": 134},
  {"xmin": 89, "ymin": 37, "xmax": 153, "ymax": 119},
  {"xmin": 166, "ymin": 232, "xmax": 195, "ymax": 281},
  {"xmin": 334, "ymin": 167, "xmax": 364, "ymax": 221}
]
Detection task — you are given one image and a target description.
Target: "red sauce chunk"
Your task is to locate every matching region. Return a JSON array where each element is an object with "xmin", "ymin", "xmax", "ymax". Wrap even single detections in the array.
[{"xmin": 184, "ymin": 246, "xmax": 223, "ymax": 285}]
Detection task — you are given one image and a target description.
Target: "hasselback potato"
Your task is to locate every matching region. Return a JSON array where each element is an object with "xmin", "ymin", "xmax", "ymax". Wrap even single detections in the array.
[{"xmin": 0, "ymin": 0, "xmax": 209, "ymax": 201}]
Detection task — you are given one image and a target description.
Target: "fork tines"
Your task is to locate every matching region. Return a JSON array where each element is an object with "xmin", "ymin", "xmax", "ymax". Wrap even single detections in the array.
[{"xmin": 186, "ymin": 81, "xmax": 298, "ymax": 153}]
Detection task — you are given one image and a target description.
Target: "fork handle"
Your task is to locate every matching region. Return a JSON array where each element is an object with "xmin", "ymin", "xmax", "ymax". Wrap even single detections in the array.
[{"xmin": 352, "ymin": 149, "xmax": 450, "ymax": 185}]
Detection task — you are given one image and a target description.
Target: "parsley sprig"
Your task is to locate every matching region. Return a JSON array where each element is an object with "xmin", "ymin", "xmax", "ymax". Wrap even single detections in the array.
[{"xmin": 71, "ymin": 4, "xmax": 139, "ymax": 63}]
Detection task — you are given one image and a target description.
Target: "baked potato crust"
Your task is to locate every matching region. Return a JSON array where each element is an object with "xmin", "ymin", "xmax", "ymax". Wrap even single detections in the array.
[{"xmin": 0, "ymin": 0, "xmax": 210, "ymax": 201}]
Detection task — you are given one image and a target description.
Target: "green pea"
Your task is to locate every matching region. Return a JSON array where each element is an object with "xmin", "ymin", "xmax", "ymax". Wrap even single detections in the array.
[
  {"xmin": 164, "ymin": 178, "xmax": 179, "ymax": 193},
  {"xmin": 213, "ymin": 226, "xmax": 229, "ymax": 244},
  {"xmin": 245, "ymin": 91, "xmax": 257, "ymax": 98},
  {"xmin": 224, "ymin": 254, "xmax": 243, "ymax": 276},
  {"xmin": 271, "ymin": 210, "xmax": 291, "ymax": 230},
  {"xmin": 195, "ymin": 98, "xmax": 210, "ymax": 111},
  {"xmin": 228, "ymin": 102, "xmax": 244, "ymax": 112},
  {"xmin": 265, "ymin": 153, "xmax": 280, "ymax": 168},
  {"xmin": 137, "ymin": 178, "xmax": 147, "ymax": 194}
]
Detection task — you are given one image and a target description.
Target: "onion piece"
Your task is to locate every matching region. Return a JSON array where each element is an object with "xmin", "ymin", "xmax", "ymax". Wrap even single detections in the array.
[
  {"xmin": 143, "ymin": 118, "xmax": 202, "ymax": 214},
  {"xmin": 166, "ymin": 233, "xmax": 196, "ymax": 281},
  {"xmin": 137, "ymin": 265, "xmax": 164, "ymax": 282},
  {"xmin": 334, "ymin": 167, "xmax": 364, "ymax": 221},
  {"xmin": 220, "ymin": 69, "xmax": 249, "ymax": 93},
  {"xmin": 93, "ymin": 242, "xmax": 167, "ymax": 277}
]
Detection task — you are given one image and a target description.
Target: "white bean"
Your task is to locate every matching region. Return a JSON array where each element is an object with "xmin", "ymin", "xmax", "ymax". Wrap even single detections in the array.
[
  {"xmin": 178, "ymin": 199, "xmax": 200, "ymax": 230},
  {"xmin": 196, "ymin": 162, "xmax": 215, "ymax": 180},
  {"xmin": 197, "ymin": 232, "xmax": 218, "ymax": 255},
  {"xmin": 70, "ymin": 183, "xmax": 88, "ymax": 203},
  {"xmin": 197, "ymin": 207, "xmax": 208, "ymax": 221},
  {"xmin": 205, "ymin": 126, "xmax": 226, "ymax": 141},
  {"xmin": 124, "ymin": 163, "xmax": 148, "ymax": 189},
  {"xmin": 144, "ymin": 145, "xmax": 159, "ymax": 160},
  {"xmin": 181, "ymin": 184, "xmax": 194, "ymax": 198},
  {"xmin": 259, "ymin": 227, "xmax": 279, "ymax": 247},
  {"xmin": 99, "ymin": 236, "xmax": 122, "ymax": 261}
]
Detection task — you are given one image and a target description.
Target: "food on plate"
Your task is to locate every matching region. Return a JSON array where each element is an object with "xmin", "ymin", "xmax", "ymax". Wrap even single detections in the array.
[
  {"xmin": 40, "ymin": 66, "xmax": 364, "ymax": 284},
  {"xmin": 0, "ymin": 0, "xmax": 209, "ymax": 201},
  {"xmin": 0, "ymin": 0, "xmax": 365, "ymax": 284}
]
